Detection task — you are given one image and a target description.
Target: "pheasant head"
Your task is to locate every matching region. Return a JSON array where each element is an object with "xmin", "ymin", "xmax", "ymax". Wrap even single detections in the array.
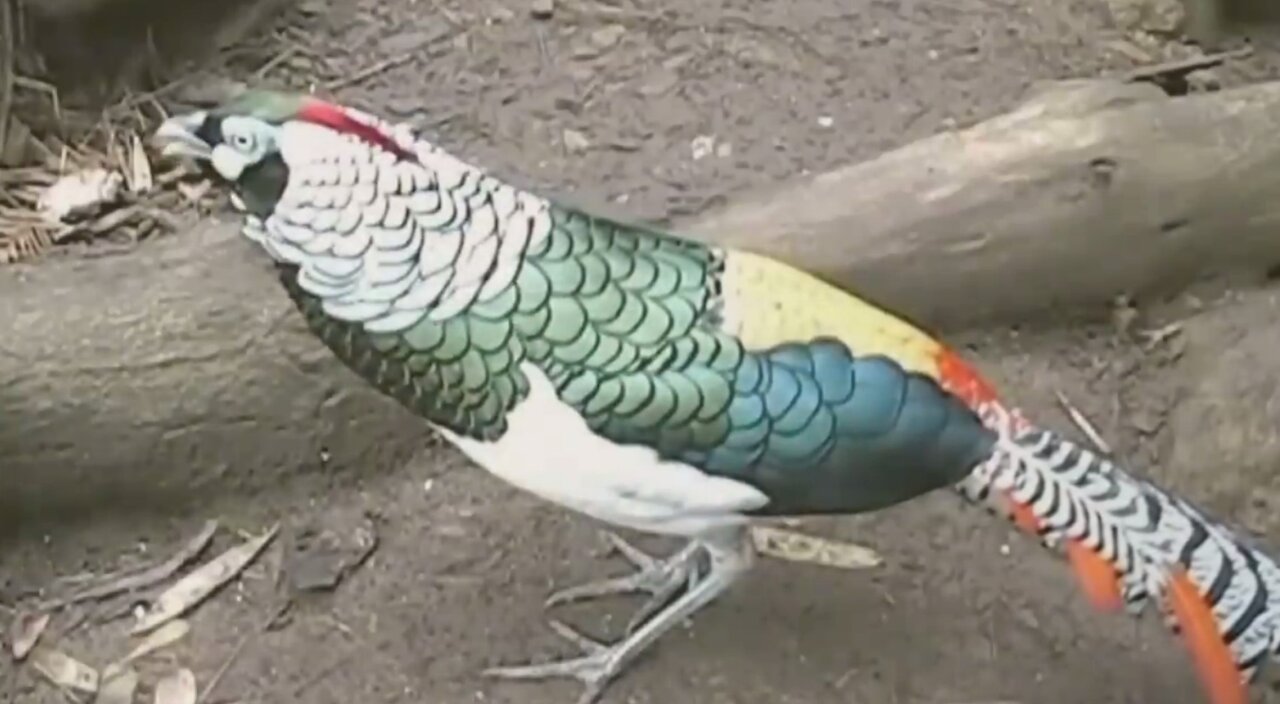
[{"xmin": 153, "ymin": 89, "xmax": 414, "ymax": 217}]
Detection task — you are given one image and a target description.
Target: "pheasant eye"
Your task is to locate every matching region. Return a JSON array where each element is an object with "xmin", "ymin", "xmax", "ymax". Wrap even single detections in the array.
[{"xmin": 231, "ymin": 132, "xmax": 255, "ymax": 150}]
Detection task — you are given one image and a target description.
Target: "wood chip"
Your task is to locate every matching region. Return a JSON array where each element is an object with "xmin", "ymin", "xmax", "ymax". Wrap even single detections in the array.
[
  {"xmin": 750, "ymin": 526, "xmax": 883, "ymax": 569},
  {"xmin": 127, "ymin": 132, "xmax": 153, "ymax": 195},
  {"xmin": 530, "ymin": 0, "xmax": 554, "ymax": 19},
  {"xmin": 132, "ymin": 524, "xmax": 279, "ymax": 636},
  {"xmin": 111, "ymin": 619, "xmax": 189, "ymax": 671},
  {"xmin": 97, "ymin": 666, "xmax": 139, "ymax": 704},
  {"xmin": 154, "ymin": 668, "xmax": 197, "ymax": 704},
  {"xmin": 8, "ymin": 610, "xmax": 49, "ymax": 660},
  {"xmin": 562, "ymin": 128, "xmax": 590, "ymax": 154},
  {"xmin": 29, "ymin": 645, "xmax": 99, "ymax": 696}
]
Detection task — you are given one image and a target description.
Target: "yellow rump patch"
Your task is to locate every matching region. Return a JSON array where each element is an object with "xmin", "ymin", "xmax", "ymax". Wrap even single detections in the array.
[{"xmin": 718, "ymin": 250, "xmax": 943, "ymax": 379}]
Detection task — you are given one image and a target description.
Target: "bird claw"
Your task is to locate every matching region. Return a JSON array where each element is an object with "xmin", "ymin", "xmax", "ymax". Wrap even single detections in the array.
[
  {"xmin": 489, "ymin": 527, "xmax": 751, "ymax": 704},
  {"xmin": 544, "ymin": 532, "xmax": 706, "ymax": 634},
  {"xmin": 483, "ymin": 620, "xmax": 620, "ymax": 704}
]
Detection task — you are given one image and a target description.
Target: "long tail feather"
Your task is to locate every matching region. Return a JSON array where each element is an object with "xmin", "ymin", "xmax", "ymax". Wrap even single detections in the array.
[{"xmin": 939, "ymin": 350, "xmax": 1277, "ymax": 704}]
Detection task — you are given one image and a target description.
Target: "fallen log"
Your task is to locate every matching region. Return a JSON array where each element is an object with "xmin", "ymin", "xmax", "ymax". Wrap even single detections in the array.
[
  {"xmin": 0, "ymin": 219, "xmax": 430, "ymax": 534},
  {"xmin": 6, "ymin": 78, "xmax": 1280, "ymax": 531},
  {"xmin": 688, "ymin": 78, "xmax": 1280, "ymax": 327}
]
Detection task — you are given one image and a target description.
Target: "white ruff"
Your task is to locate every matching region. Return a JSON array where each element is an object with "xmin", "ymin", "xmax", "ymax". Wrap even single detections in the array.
[
  {"xmin": 436, "ymin": 362, "xmax": 769, "ymax": 537},
  {"xmin": 245, "ymin": 116, "xmax": 553, "ymax": 333}
]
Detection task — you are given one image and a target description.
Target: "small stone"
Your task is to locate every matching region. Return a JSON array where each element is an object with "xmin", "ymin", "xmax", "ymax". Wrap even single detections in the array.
[
  {"xmin": 562, "ymin": 128, "xmax": 591, "ymax": 154},
  {"xmin": 637, "ymin": 67, "xmax": 679, "ymax": 97},
  {"xmin": 590, "ymin": 24, "xmax": 626, "ymax": 50},
  {"xmin": 572, "ymin": 43, "xmax": 602, "ymax": 60},
  {"xmin": 1143, "ymin": 0, "xmax": 1186, "ymax": 33},
  {"xmin": 817, "ymin": 115, "xmax": 834, "ymax": 128},
  {"xmin": 1186, "ymin": 68, "xmax": 1221, "ymax": 93},
  {"xmin": 1105, "ymin": 0, "xmax": 1184, "ymax": 33},
  {"xmin": 530, "ymin": 0, "xmax": 554, "ymax": 19},
  {"xmin": 690, "ymin": 135, "xmax": 715, "ymax": 161}
]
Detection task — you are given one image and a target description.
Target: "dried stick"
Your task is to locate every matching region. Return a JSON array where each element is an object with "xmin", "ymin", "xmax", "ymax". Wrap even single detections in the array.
[
  {"xmin": 0, "ymin": 0, "xmax": 15, "ymax": 153},
  {"xmin": 38, "ymin": 520, "xmax": 219, "ymax": 610}
]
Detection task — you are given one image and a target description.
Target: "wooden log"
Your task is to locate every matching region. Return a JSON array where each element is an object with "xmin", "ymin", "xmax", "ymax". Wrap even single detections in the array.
[
  {"xmin": 686, "ymin": 78, "xmax": 1280, "ymax": 328},
  {"xmin": 6, "ymin": 78, "xmax": 1280, "ymax": 531},
  {"xmin": 0, "ymin": 219, "xmax": 429, "ymax": 534}
]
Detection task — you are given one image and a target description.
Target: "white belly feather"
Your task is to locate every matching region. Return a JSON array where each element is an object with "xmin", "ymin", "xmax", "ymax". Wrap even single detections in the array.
[{"xmin": 435, "ymin": 362, "xmax": 769, "ymax": 537}]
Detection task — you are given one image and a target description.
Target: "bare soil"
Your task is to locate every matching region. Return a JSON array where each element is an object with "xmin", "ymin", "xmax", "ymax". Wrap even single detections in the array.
[{"xmin": 6, "ymin": 1, "xmax": 1280, "ymax": 703}]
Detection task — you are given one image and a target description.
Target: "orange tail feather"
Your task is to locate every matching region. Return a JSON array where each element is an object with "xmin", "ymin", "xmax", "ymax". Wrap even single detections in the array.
[{"xmin": 1169, "ymin": 568, "xmax": 1249, "ymax": 704}]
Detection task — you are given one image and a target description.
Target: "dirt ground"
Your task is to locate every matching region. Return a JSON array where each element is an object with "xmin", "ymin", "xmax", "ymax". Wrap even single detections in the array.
[{"xmin": 7, "ymin": 0, "xmax": 1280, "ymax": 703}]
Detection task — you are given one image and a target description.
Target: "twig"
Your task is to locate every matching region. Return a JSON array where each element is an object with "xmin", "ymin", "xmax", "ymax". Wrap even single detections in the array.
[
  {"xmin": 253, "ymin": 45, "xmax": 300, "ymax": 80},
  {"xmin": 196, "ymin": 600, "xmax": 290, "ymax": 704},
  {"xmin": 39, "ymin": 520, "xmax": 219, "ymax": 610},
  {"xmin": 1054, "ymin": 390, "xmax": 1113, "ymax": 456},
  {"xmin": 425, "ymin": 0, "xmax": 463, "ymax": 28},
  {"xmin": 1139, "ymin": 322, "xmax": 1183, "ymax": 351},
  {"xmin": 291, "ymin": 649, "xmax": 359, "ymax": 698},
  {"xmin": 53, "ymin": 203, "xmax": 145, "ymax": 244},
  {"xmin": 13, "ymin": 75, "xmax": 59, "ymax": 121},
  {"xmin": 324, "ymin": 52, "xmax": 415, "ymax": 91},
  {"xmin": 0, "ymin": 0, "xmax": 14, "ymax": 153},
  {"xmin": 104, "ymin": 76, "xmax": 198, "ymax": 119},
  {"xmin": 1119, "ymin": 46, "xmax": 1253, "ymax": 83}
]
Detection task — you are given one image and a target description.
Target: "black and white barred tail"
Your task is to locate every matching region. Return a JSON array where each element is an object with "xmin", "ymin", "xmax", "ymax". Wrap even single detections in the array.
[{"xmin": 958, "ymin": 413, "xmax": 1280, "ymax": 682}]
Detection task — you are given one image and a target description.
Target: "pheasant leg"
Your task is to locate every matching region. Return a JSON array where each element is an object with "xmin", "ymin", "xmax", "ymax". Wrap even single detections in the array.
[
  {"xmin": 545, "ymin": 532, "xmax": 707, "ymax": 633},
  {"xmin": 486, "ymin": 526, "xmax": 752, "ymax": 704}
]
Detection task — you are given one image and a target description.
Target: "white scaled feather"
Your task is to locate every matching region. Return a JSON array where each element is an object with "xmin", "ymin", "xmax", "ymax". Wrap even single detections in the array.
[{"xmin": 245, "ymin": 116, "xmax": 554, "ymax": 335}]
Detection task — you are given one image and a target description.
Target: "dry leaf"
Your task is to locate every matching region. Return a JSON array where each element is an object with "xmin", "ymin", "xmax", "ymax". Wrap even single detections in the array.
[
  {"xmin": 132, "ymin": 525, "xmax": 279, "ymax": 635},
  {"xmin": 43, "ymin": 520, "xmax": 219, "ymax": 611},
  {"xmin": 153, "ymin": 668, "xmax": 196, "ymax": 704},
  {"xmin": 110, "ymin": 619, "xmax": 189, "ymax": 671},
  {"xmin": 29, "ymin": 645, "xmax": 100, "ymax": 695},
  {"xmin": 750, "ymin": 526, "xmax": 883, "ymax": 569},
  {"xmin": 9, "ymin": 610, "xmax": 50, "ymax": 660},
  {"xmin": 37, "ymin": 168, "xmax": 124, "ymax": 223},
  {"xmin": 97, "ymin": 666, "xmax": 139, "ymax": 704}
]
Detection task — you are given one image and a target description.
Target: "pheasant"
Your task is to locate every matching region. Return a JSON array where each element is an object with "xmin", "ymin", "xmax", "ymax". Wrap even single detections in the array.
[{"xmin": 154, "ymin": 90, "xmax": 1279, "ymax": 704}]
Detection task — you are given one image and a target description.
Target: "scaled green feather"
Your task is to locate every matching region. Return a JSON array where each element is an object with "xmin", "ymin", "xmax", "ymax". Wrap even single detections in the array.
[{"xmin": 282, "ymin": 202, "xmax": 995, "ymax": 515}]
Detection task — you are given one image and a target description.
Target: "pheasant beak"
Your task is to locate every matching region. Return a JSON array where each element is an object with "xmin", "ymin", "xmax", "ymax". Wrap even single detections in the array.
[{"xmin": 153, "ymin": 112, "xmax": 213, "ymax": 161}]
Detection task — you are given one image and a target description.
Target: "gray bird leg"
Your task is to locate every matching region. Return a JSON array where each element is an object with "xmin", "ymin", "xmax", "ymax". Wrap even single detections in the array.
[
  {"xmin": 544, "ymin": 531, "xmax": 707, "ymax": 634},
  {"xmin": 485, "ymin": 526, "xmax": 754, "ymax": 704}
]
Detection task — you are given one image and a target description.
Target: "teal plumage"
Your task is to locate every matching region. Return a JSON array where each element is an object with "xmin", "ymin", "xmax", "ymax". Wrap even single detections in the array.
[
  {"xmin": 709, "ymin": 342, "xmax": 994, "ymax": 514},
  {"xmin": 285, "ymin": 195, "xmax": 994, "ymax": 516}
]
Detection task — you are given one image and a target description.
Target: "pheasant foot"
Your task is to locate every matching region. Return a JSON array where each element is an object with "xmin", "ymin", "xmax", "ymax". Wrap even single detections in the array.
[
  {"xmin": 545, "ymin": 532, "xmax": 707, "ymax": 634},
  {"xmin": 486, "ymin": 526, "xmax": 751, "ymax": 704}
]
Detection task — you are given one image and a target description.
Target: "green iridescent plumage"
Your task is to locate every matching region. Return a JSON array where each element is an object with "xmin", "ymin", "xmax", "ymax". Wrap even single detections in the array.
[{"xmin": 283, "ymin": 200, "xmax": 994, "ymax": 515}]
